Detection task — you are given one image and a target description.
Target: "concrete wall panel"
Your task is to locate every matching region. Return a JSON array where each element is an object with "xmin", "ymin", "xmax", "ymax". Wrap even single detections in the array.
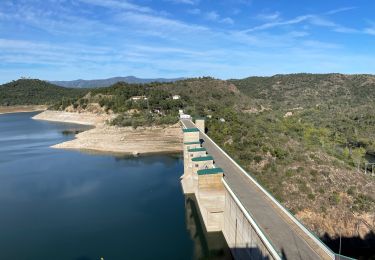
[{"xmin": 223, "ymin": 188, "xmax": 277, "ymax": 260}]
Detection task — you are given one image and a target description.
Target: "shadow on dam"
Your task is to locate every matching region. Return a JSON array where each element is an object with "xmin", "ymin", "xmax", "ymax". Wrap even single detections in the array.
[
  {"xmin": 184, "ymin": 194, "xmax": 277, "ymax": 260},
  {"xmin": 184, "ymin": 194, "xmax": 232, "ymax": 260}
]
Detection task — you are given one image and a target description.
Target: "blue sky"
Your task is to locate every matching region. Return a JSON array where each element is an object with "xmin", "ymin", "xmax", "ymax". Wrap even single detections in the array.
[{"xmin": 0, "ymin": 0, "xmax": 375, "ymax": 83}]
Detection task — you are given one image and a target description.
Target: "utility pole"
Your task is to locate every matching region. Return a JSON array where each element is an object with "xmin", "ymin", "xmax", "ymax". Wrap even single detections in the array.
[{"xmin": 339, "ymin": 229, "xmax": 342, "ymax": 257}]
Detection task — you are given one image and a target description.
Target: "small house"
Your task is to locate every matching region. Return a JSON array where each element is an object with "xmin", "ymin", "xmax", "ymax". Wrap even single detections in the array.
[
  {"xmin": 130, "ymin": 96, "xmax": 147, "ymax": 101},
  {"xmin": 180, "ymin": 114, "xmax": 191, "ymax": 119}
]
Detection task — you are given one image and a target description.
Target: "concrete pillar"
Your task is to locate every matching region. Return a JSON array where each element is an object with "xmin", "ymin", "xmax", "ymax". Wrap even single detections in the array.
[
  {"xmin": 184, "ymin": 142, "xmax": 201, "ymax": 148},
  {"xmin": 197, "ymin": 168, "xmax": 224, "ymax": 190},
  {"xmin": 195, "ymin": 166, "xmax": 226, "ymax": 232},
  {"xmin": 184, "ymin": 142, "xmax": 202, "ymax": 157},
  {"xmin": 190, "ymin": 156, "xmax": 214, "ymax": 194},
  {"xmin": 183, "ymin": 128, "xmax": 200, "ymax": 143},
  {"xmin": 192, "ymin": 156, "xmax": 214, "ymax": 175},
  {"xmin": 195, "ymin": 118, "xmax": 205, "ymax": 133},
  {"xmin": 183, "ymin": 141, "xmax": 201, "ymax": 175},
  {"xmin": 184, "ymin": 143, "xmax": 201, "ymax": 162},
  {"xmin": 181, "ymin": 138, "xmax": 202, "ymax": 194},
  {"xmin": 187, "ymin": 147, "xmax": 207, "ymax": 161},
  {"xmin": 183, "ymin": 128, "xmax": 200, "ymax": 175}
]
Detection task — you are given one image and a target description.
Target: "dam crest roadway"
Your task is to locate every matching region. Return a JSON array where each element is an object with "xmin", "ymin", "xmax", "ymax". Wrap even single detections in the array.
[{"xmin": 180, "ymin": 118, "xmax": 352, "ymax": 260}]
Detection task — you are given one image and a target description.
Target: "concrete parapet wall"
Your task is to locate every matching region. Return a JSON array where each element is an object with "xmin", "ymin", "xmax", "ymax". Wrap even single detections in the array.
[
  {"xmin": 196, "ymin": 192, "xmax": 224, "ymax": 232},
  {"xmin": 223, "ymin": 181, "xmax": 280, "ymax": 260},
  {"xmin": 195, "ymin": 119, "xmax": 205, "ymax": 133}
]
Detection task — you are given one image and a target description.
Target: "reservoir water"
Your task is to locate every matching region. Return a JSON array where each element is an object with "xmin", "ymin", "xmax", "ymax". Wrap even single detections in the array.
[{"xmin": 0, "ymin": 112, "xmax": 231, "ymax": 260}]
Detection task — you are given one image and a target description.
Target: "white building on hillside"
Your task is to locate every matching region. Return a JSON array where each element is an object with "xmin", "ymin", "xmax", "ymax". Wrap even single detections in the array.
[
  {"xmin": 180, "ymin": 114, "xmax": 191, "ymax": 119},
  {"xmin": 130, "ymin": 96, "xmax": 147, "ymax": 101}
]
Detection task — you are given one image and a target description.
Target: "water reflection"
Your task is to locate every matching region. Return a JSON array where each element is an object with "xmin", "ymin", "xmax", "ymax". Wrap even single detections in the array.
[
  {"xmin": 0, "ymin": 112, "xmax": 196, "ymax": 260},
  {"xmin": 184, "ymin": 194, "xmax": 232, "ymax": 260},
  {"xmin": 114, "ymin": 153, "xmax": 182, "ymax": 165},
  {"xmin": 0, "ymin": 112, "xmax": 232, "ymax": 260}
]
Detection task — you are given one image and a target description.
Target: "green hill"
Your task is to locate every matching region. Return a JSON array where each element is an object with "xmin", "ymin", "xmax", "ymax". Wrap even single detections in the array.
[
  {"xmin": 60, "ymin": 77, "xmax": 244, "ymax": 127},
  {"xmin": 231, "ymin": 73, "xmax": 375, "ymax": 109},
  {"xmin": 230, "ymin": 73, "xmax": 375, "ymax": 151},
  {"xmin": 0, "ymin": 79, "xmax": 88, "ymax": 106},
  {"xmin": 202, "ymin": 73, "xmax": 375, "ymax": 239}
]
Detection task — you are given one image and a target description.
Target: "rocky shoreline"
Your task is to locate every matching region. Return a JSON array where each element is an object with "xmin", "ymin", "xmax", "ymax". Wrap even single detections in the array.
[
  {"xmin": 32, "ymin": 110, "xmax": 183, "ymax": 155},
  {"xmin": 0, "ymin": 105, "xmax": 47, "ymax": 115}
]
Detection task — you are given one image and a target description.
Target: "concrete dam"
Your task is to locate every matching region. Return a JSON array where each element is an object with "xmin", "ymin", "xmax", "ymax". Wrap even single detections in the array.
[{"xmin": 180, "ymin": 119, "xmax": 352, "ymax": 260}]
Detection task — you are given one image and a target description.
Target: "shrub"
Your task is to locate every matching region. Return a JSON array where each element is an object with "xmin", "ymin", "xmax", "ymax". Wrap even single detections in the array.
[
  {"xmin": 329, "ymin": 192, "xmax": 340, "ymax": 205},
  {"xmin": 347, "ymin": 186, "xmax": 356, "ymax": 196},
  {"xmin": 353, "ymin": 194, "xmax": 374, "ymax": 212}
]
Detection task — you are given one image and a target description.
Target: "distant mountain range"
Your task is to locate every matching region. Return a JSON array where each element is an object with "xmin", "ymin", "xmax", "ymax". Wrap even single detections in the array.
[{"xmin": 50, "ymin": 76, "xmax": 185, "ymax": 88}]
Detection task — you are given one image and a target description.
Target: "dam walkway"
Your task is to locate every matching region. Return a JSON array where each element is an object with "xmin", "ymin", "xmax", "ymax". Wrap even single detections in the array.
[{"xmin": 181, "ymin": 119, "xmax": 338, "ymax": 260}]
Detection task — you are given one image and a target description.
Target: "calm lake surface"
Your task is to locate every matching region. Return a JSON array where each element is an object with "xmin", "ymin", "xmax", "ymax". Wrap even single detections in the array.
[{"xmin": 0, "ymin": 112, "xmax": 231, "ymax": 260}]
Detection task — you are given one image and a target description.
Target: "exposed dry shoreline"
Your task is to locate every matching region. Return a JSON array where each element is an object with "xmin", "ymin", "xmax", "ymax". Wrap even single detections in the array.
[
  {"xmin": 32, "ymin": 110, "xmax": 183, "ymax": 155},
  {"xmin": 0, "ymin": 105, "xmax": 48, "ymax": 115},
  {"xmin": 32, "ymin": 110, "xmax": 113, "ymax": 126}
]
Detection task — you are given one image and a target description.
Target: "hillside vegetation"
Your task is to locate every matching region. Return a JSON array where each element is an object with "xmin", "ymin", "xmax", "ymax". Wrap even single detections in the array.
[
  {"xmin": 231, "ymin": 73, "xmax": 375, "ymax": 151},
  {"xmin": 0, "ymin": 79, "xmax": 87, "ymax": 106},
  {"xmin": 215, "ymin": 74, "xmax": 375, "ymax": 240},
  {"xmin": 49, "ymin": 77, "xmax": 245, "ymax": 128}
]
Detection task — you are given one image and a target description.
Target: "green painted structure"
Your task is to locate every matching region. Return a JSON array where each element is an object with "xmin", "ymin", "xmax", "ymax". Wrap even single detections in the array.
[
  {"xmin": 197, "ymin": 167, "xmax": 224, "ymax": 175},
  {"xmin": 192, "ymin": 156, "xmax": 214, "ymax": 162},
  {"xmin": 184, "ymin": 141, "xmax": 201, "ymax": 145},
  {"xmin": 183, "ymin": 128, "xmax": 199, "ymax": 133},
  {"xmin": 188, "ymin": 147, "xmax": 206, "ymax": 152}
]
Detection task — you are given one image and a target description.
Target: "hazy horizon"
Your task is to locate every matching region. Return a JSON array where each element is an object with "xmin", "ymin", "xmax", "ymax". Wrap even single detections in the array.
[{"xmin": 3, "ymin": 72, "xmax": 375, "ymax": 85}]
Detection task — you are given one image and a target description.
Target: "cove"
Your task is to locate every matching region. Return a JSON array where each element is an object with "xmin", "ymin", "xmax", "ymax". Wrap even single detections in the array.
[{"xmin": 0, "ymin": 112, "xmax": 231, "ymax": 260}]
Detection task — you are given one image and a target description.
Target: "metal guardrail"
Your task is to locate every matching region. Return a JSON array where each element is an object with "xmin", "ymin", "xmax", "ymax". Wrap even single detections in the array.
[{"xmin": 335, "ymin": 254, "xmax": 357, "ymax": 260}]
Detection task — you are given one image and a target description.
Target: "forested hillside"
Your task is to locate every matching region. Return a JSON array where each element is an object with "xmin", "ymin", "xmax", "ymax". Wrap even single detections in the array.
[
  {"xmin": 231, "ymin": 73, "xmax": 375, "ymax": 152},
  {"xmin": 50, "ymin": 77, "xmax": 246, "ymax": 128},
  {"xmin": 0, "ymin": 79, "xmax": 88, "ymax": 106},
  {"xmin": 212, "ymin": 74, "xmax": 375, "ymax": 245},
  {"xmin": 232, "ymin": 74, "xmax": 375, "ymax": 150}
]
